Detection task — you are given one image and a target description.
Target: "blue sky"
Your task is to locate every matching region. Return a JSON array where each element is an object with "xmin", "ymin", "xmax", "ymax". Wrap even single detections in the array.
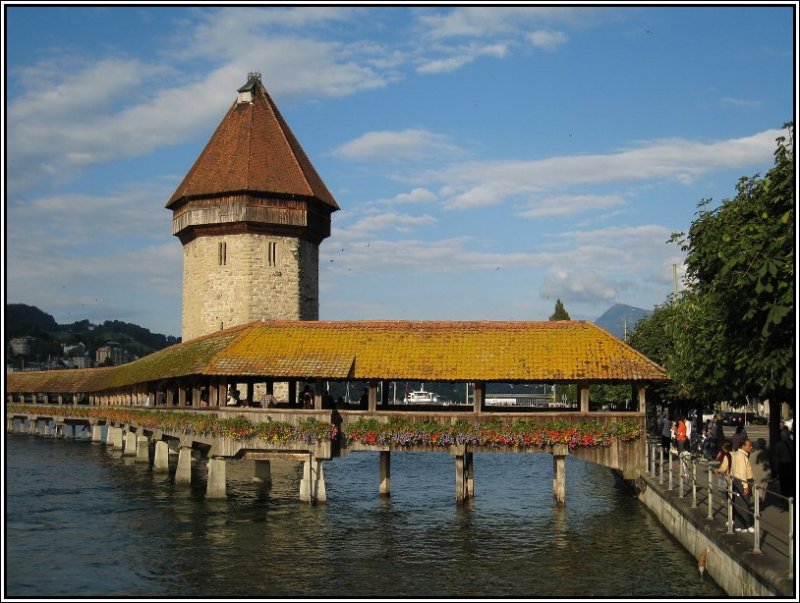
[{"xmin": 4, "ymin": 4, "xmax": 796, "ymax": 338}]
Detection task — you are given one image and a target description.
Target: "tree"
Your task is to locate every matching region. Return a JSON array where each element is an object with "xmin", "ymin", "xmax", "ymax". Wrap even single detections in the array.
[
  {"xmin": 549, "ymin": 298, "xmax": 571, "ymax": 320},
  {"xmin": 673, "ymin": 124, "xmax": 794, "ymax": 450},
  {"xmin": 627, "ymin": 299, "xmax": 692, "ymax": 408}
]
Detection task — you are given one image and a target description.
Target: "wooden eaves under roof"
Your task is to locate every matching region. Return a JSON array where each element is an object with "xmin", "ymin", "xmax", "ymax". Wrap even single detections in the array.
[{"xmin": 5, "ymin": 321, "xmax": 668, "ymax": 394}]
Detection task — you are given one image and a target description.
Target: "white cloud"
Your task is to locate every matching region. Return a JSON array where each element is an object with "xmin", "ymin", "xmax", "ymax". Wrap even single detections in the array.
[
  {"xmin": 516, "ymin": 194, "xmax": 625, "ymax": 218},
  {"xmin": 6, "ymin": 11, "xmax": 393, "ymax": 193},
  {"xmin": 416, "ymin": 42, "xmax": 507, "ymax": 74},
  {"xmin": 528, "ymin": 30, "xmax": 568, "ymax": 51},
  {"xmin": 333, "ymin": 128, "xmax": 460, "ymax": 161},
  {"xmin": 541, "ymin": 269, "xmax": 619, "ymax": 304},
  {"xmin": 416, "ymin": 7, "xmax": 594, "ymax": 39},
  {"xmin": 417, "ymin": 55, "xmax": 475, "ymax": 74},
  {"xmin": 721, "ymin": 97, "xmax": 763, "ymax": 109},
  {"xmin": 373, "ymin": 188, "xmax": 438, "ymax": 205},
  {"xmin": 430, "ymin": 129, "xmax": 784, "ymax": 210},
  {"xmin": 347, "ymin": 212, "xmax": 438, "ymax": 235}
]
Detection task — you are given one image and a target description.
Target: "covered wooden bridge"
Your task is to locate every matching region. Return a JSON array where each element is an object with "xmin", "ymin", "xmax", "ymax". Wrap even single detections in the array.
[{"xmin": 6, "ymin": 319, "xmax": 668, "ymax": 503}]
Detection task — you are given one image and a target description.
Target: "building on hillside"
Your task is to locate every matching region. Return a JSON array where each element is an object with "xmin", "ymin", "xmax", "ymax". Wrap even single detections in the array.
[
  {"xmin": 166, "ymin": 72, "xmax": 339, "ymax": 342},
  {"xmin": 95, "ymin": 342, "xmax": 130, "ymax": 366},
  {"xmin": 63, "ymin": 343, "xmax": 92, "ymax": 369},
  {"xmin": 9, "ymin": 336, "xmax": 35, "ymax": 356}
]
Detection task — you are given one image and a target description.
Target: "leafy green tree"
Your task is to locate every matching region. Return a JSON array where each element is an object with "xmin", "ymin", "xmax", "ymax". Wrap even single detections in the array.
[
  {"xmin": 673, "ymin": 124, "xmax": 794, "ymax": 447},
  {"xmin": 627, "ymin": 300, "xmax": 691, "ymax": 407},
  {"xmin": 549, "ymin": 298, "xmax": 570, "ymax": 320}
]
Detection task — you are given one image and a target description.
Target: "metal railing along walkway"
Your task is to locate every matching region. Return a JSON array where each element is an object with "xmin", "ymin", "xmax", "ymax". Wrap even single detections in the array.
[{"xmin": 645, "ymin": 437, "xmax": 794, "ymax": 579}]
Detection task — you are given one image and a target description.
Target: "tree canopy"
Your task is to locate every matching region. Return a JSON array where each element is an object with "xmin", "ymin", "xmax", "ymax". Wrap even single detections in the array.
[
  {"xmin": 631, "ymin": 125, "xmax": 794, "ymax": 449},
  {"xmin": 549, "ymin": 298, "xmax": 571, "ymax": 321},
  {"xmin": 672, "ymin": 124, "xmax": 794, "ymax": 405}
]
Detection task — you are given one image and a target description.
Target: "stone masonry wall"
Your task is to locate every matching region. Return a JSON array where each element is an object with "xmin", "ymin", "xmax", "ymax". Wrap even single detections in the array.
[{"xmin": 182, "ymin": 234, "xmax": 319, "ymax": 341}]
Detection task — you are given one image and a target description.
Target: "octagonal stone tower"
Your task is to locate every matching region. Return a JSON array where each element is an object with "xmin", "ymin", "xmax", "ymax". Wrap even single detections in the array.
[{"xmin": 167, "ymin": 73, "xmax": 339, "ymax": 341}]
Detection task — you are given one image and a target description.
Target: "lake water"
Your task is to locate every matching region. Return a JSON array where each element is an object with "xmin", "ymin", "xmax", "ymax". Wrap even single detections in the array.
[{"xmin": 5, "ymin": 433, "xmax": 724, "ymax": 598}]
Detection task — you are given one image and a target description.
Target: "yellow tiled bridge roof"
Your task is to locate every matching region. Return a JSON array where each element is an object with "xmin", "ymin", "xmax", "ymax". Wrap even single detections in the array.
[{"xmin": 5, "ymin": 320, "xmax": 668, "ymax": 393}]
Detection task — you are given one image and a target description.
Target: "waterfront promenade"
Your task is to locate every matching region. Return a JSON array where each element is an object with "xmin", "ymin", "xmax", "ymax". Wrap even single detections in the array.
[{"xmin": 643, "ymin": 436, "xmax": 794, "ymax": 596}]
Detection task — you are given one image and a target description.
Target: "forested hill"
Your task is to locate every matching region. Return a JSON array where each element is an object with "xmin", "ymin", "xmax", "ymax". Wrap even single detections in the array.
[{"xmin": 5, "ymin": 303, "xmax": 179, "ymax": 362}]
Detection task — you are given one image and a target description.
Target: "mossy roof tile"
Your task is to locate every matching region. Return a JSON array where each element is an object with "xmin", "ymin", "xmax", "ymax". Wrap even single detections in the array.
[{"xmin": 6, "ymin": 320, "xmax": 668, "ymax": 393}]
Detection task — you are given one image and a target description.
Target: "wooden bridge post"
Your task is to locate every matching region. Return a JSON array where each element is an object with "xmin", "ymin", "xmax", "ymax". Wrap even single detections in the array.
[
  {"xmin": 153, "ymin": 441, "xmax": 170, "ymax": 472},
  {"xmin": 206, "ymin": 457, "xmax": 227, "ymax": 498},
  {"xmin": 135, "ymin": 432, "xmax": 150, "ymax": 463},
  {"xmin": 368, "ymin": 382, "xmax": 378, "ymax": 413},
  {"xmin": 473, "ymin": 382, "xmax": 485, "ymax": 414},
  {"xmin": 453, "ymin": 446, "xmax": 473, "ymax": 502},
  {"xmin": 380, "ymin": 451, "xmax": 391, "ymax": 496},
  {"xmin": 552, "ymin": 444, "xmax": 568, "ymax": 506},
  {"xmin": 637, "ymin": 385, "xmax": 646, "ymax": 413},
  {"xmin": 300, "ymin": 456, "xmax": 327, "ymax": 504},
  {"xmin": 175, "ymin": 447, "xmax": 193, "ymax": 484},
  {"xmin": 124, "ymin": 430, "xmax": 137, "ymax": 455},
  {"xmin": 466, "ymin": 452, "xmax": 475, "ymax": 498},
  {"xmin": 578, "ymin": 382, "xmax": 590, "ymax": 414}
]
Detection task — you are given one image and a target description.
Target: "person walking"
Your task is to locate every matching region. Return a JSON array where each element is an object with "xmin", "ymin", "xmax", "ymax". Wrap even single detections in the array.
[
  {"xmin": 661, "ymin": 415, "xmax": 672, "ymax": 456},
  {"xmin": 731, "ymin": 438, "xmax": 755, "ymax": 533}
]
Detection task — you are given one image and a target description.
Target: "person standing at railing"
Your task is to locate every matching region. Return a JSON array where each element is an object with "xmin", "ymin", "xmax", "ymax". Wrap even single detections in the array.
[
  {"xmin": 675, "ymin": 416, "xmax": 688, "ymax": 455},
  {"xmin": 731, "ymin": 438, "xmax": 755, "ymax": 533},
  {"xmin": 714, "ymin": 440, "xmax": 733, "ymax": 489}
]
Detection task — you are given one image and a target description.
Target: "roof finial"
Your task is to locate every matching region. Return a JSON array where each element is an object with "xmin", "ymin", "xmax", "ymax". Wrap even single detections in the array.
[{"xmin": 237, "ymin": 72, "xmax": 262, "ymax": 103}]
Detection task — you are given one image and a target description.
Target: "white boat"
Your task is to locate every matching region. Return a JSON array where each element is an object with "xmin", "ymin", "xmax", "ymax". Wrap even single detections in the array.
[{"xmin": 403, "ymin": 387, "xmax": 441, "ymax": 405}]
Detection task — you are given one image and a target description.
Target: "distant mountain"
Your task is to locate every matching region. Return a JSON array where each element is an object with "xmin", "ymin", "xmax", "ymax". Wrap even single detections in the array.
[
  {"xmin": 5, "ymin": 303, "xmax": 59, "ymax": 337},
  {"xmin": 594, "ymin": 303, "xmax": 651, "ymax": 340}
]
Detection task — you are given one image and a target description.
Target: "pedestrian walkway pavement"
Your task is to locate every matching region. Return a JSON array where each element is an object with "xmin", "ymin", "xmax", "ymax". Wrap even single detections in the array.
[{"xmin": 645, "ymin": 445, "xmax": 794, "ymax": 596}]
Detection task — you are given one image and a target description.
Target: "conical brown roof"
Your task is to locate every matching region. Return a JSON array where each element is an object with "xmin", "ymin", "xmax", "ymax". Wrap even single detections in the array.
[{"xmin": 166, "ymin": 75, "xmax": 338, "ymax": 210}]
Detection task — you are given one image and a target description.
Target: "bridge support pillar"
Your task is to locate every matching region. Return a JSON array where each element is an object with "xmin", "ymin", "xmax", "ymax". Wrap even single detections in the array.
[
  {"xmin": 29, "ymin": 418, "xmax": 38, "ymax": 435},
  {"xmin": 7, "ymin": 416, "xmax": 14, "ymax": 433},
  {"xmin": 135, "ymin": 434, "xmax": 150, "ymax": 463},
  {"xmin": 552, "ymin": 444, "xmax": 568, "ymax": 506},
  {"xmin": 300, "ymin": 457, "xmax": 326, "ymax": 504},
  {"xmin": 454, "ymin": 451, "xmax": 474, "ymax": 502},
  {"xmin": 253, "ymin": 460, "xmax": 272, "ymax": 483},
  {"xmin": 153, "ymin": 441, "xmax": 170, "ymax": 472},
  {"xmin": 91, "ymin": 424, "xmax": 104, "ymax": 442},
  {"xmin": 175, "ymin": 447, "xmax": 193, "ymax": 484},
  {"xmin": 124, "ymin": 430, "xmax": 137, "ymax": 455},
  {"xmin": 380, "ymin": 451, "xmax": 391, "ymax": 496},
  {"xmin": 206, "ymin": 458, "xmax": 227, "ymax": 499}
]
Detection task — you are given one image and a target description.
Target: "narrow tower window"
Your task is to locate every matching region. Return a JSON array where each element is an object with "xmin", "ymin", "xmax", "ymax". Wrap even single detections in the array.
[
  {"xmin": 218, "ymin": 241, "xmax": 227, "ymax": 266},
  {"xmin": 268, "ymin": 241, "xmax": 278, "ymax": 267}
]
